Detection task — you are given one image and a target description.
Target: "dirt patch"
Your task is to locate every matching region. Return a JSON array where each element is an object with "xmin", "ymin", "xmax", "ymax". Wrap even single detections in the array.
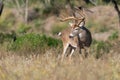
[{"xmin": 92, "ymin": 32, "xmax": 111, "ymax": 41}]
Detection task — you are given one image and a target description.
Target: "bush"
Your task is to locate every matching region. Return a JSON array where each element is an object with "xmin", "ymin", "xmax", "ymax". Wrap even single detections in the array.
[
  {"xmin": 109, "ymin": 31, "xmax": 119, "ymax": 40},
  {"xmin": 91, "ymin": 40, "xmax": 111, "ymax": 59},
  {"xmin": 17, "ymin": 24, "xmax": 31, "ymax": 34},
  {"xmin": 0, "ymin": 12, "xmax": 15, "ymax": 31},
  {"xmin": 0, "ymin": 32, "xmax": 15, "ymax": 44},
  {"xmin": 9, "ymin": 34, "xmax": 62, "ymax": 53}
]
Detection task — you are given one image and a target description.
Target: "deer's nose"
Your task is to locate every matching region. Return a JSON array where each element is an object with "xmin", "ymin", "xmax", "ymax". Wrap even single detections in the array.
[
  {"xmin": 69, "ymin": 36, "xmax": 73, "ymax": 38},
  {"xmin": 69, "ymin": 34, "xmax": 74, "ymax": 38}
]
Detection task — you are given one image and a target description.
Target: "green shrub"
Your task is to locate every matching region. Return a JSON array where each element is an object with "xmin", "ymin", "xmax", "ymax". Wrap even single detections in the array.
[
  {"xmin": 109, "ymin": 31, "xmax": 119, "ymax": 40},
  {"xmin": 98, "ymin": 26, "xmax": 109, "ymax": 32},
  {"xmin": 17, "ymin": 24, "xmax": 31, "ymax": 34},
  {"xmin": 91, "ymin": 40, "xmax": 111, "ymax": 59},
  {"xmin": 0, "ymin": 33, "xmax": 4, "ymax": 43},
  {"xmin": 0, "ymin": 13, "xmax": 15, "ymax": 31},
  {"xmin": 0, "ymin": 32, "xmax": 15, "ymax": 44},
  {"xmin": 9, "ymin": 34, "xmax": 62, "ymax": 53},
  {"xmin": 34, "ymin": 19, "xmax": 44, "ymax": 28}
]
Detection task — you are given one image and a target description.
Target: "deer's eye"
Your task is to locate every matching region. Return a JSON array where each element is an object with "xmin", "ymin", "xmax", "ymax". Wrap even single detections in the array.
[{"xmin": 74, "ymin": 27, "xmax": 79, "ymax": 30}]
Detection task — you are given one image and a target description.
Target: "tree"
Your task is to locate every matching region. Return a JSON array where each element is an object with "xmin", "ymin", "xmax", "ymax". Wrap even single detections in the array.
[
  {"xmin": 86, "ymin": 0, "xmax": 120, "ymax": 27},
  {"xmin": 14, "ymin": 0, "xmax": 29, "ymax": 23},
  {"xmin": 0, "ymin": 0, "xmax": 4, "ymax": 16},
  {"xmin": 112, "ymin": 0, "xmax": 120, "ymax": 27}
]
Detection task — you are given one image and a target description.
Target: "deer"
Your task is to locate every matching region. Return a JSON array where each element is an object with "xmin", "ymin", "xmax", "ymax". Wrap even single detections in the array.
[
  {"xmin": 69, "ymin": 17, "xmax": 92, "ymax": 58},
  {"xmin": 58, "ymin": 6, "xmax": 92, "ymax": 61}
]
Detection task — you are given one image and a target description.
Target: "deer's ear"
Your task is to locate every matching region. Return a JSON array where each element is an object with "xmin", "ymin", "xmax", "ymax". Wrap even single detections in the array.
[
  {"xmin": 79, "ymin": 21, "xmax": 85, "ymax": 27},
  {"xmin": 69, "ymin": 22, "xmax": 73, "ymax": 27}
]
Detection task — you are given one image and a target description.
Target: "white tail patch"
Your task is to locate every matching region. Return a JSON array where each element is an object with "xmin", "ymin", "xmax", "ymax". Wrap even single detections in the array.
[{"xmin": 58, "ymin": 32, "xmax": 62, "ymax": 36}]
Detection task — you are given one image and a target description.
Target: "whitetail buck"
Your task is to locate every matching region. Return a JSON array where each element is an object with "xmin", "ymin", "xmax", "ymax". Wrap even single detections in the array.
[
  {"xmin": 58, "ymin": 6, "xmax": 92, "ymax": 60},
  {"xmin": 69, "ymin": 18, "xmax": 92, "ymax": 58}
]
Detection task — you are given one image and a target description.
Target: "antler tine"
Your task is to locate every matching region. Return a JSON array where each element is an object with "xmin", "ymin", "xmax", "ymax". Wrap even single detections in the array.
[
  {"xmin": 78, "ymin": 6, "xmax": 86, "ymax": 18},
  {"xmin": 76, "ymin": 17, "xmax": 85, "ymax": 26},
  {"xmin": 59, "ymin": 14, "xmax": 85, "ymax": 22},
  {"xmin": 74, "ymin": 6, "xmax": 85, "ymax": 19},
  {"xmin": 59, "ymin": 13, "xmax": 84, "ymax": 22},
  {"xmin": 73, "ymin": 6, "xmax": 86, "ymax": 26},
  {"xmin": 59, "ymin": 17, "xmax": 83, "ymax": 22},
  {"xmin": 59, "ymin": 6, "xmax": 86, "ymax": 22}
]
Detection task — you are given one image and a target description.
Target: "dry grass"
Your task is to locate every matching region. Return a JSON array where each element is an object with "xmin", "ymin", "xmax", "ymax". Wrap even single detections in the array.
[{"xmin": 0, "ymin": 49, "xmax": 120, "ymax": 80}]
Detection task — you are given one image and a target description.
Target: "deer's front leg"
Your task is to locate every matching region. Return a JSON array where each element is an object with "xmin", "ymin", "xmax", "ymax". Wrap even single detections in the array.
[{"xmin": 61, "ymin": 43, "xmax": 69, "ymax": 61}]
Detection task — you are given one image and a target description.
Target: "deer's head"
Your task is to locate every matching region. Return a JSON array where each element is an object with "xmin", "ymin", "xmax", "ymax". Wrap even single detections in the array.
[
  {"xmin": 69, "ymin": 18, "xmax": 85, "ymax": 38},
  {"xmin": 59, "ymin": 6, "xmax": 86, "ymax": 38}
]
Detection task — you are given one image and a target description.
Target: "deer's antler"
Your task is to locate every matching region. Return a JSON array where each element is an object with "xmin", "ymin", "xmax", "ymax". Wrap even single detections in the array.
[
  {"xmin": 59, "ymin": 16, "xmax": 84, "ymax": 22},
  {"xmin": 59, "ymin": 6, "xmax": 86, "ymax": 27}
]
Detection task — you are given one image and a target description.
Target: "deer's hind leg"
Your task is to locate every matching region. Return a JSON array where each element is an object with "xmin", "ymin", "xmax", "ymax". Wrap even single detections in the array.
[{"xmin": 82, "ymin": 47, "xmax": 89, "ymax": 59}]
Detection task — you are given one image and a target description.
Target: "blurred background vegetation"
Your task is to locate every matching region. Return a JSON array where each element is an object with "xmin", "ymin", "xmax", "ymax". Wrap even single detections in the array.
[{"xmin": 0, "ymin": 0, "xmax": 119, "ymax": 55}]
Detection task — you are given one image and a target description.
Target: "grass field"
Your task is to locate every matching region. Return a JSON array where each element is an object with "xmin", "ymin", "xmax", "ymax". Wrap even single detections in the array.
[
  {"xmin": 0, "ymin": 49, "xmax": 120, "ymax": 80},
  {"xmin": 0, "ymin": 4, "xmax": 120, "ymax": 80}
]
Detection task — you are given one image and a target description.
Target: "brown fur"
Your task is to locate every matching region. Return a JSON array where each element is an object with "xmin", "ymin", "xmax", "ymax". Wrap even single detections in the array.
[{"xmin": 59, "ymin": 22, "xmax": 92, "ymax": 60}]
